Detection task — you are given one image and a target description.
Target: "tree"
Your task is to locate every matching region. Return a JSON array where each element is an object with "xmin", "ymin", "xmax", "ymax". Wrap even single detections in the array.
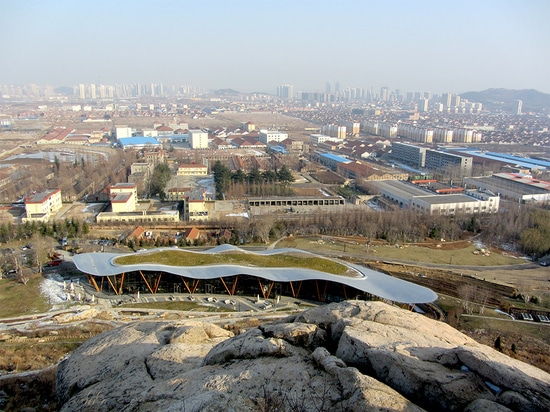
[
  {"xmin": 458, "ymin": 284, "xmax": 475, "ymax": 315},
  {"xmin": 247, "ymin": 168, "xmax": 262, "ymax": 185},
  {"xmin": 150, "ymin": 163, "xmax": 172, "ymax": 197},
  {"xmin": 29, "ymin": 234, "xmax": 52, "ymax": 275},
  {"xmin": 54, "ymin": 155, "xmax": 60, "ymax": 172},
  {"xmin": 231, "ymin": 169, "xmax": 247, "ymax": 183},
  {"xmin": 277, "ymin": 165, "xmax": 294, "ymax": 185},
  {"xmin": 476, "ymin": 288, "xmax": 490, "ymax": 315},
  {"xmin": 262, "ymin": 170, "xmax": 277, "ymax": 183},
  {"xmin": 494, "ymin": 336, "xmax": 502, "ymax": 352},
  {"xmin": 212, "ymin": 161, "xmax": 231, "ymax": 199},
  {"xmin": 252, "ymin": 216, "xmax": 274, "ymax": 244}
]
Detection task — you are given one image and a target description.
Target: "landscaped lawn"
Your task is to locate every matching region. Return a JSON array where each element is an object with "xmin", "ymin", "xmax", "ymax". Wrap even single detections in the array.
[
  {"xmin": 0, "ymin": 275, "xmax": 50, "ymax": 319},
  {"xmin": 114, "ymin": 250, "xmax": 353, "ymax": 276}
]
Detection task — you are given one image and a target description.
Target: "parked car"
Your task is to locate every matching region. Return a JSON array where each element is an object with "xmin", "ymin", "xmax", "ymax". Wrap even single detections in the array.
[{"xmin": 47, "ymin": 259, "xmax": 63, "ymax": 267}]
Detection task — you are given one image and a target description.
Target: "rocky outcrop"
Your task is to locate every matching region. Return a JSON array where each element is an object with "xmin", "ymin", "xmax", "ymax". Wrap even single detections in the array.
[{"xmin": 57, "ymin": 301, "xmax": 550, "ymax": 411}]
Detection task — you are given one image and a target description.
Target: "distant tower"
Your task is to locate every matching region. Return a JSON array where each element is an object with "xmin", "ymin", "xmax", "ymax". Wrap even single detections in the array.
[
  {"xmin": 515, "ymin": 100, "xmax": 522, "ymax": 115},
  {"xmin": 380, "ymin": 87, "xmax": 389, "ymax": 101},
  {"xmin": 418, "ymin": 98, "xmax": 429, "ymax": 112},
  {"xmin": 277, "ymin": 84, "xmax": 294, "ymax": 100},
  {"xmin": 78, "ymin": 84, "xmax": 86, "ymax": 99},
  {"xmin": 442, "ymin": 93, "xmax": 452, "ymax": 107},
  {"xmin": 89, "ymin": 83, "xmax": 97, "ymax": 99},
  {"xmin": 325, "ymin": 82, "xmax": 331, "ymax": 94}
]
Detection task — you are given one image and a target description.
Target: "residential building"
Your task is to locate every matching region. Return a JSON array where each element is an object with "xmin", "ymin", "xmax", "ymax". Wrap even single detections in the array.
[
  {"xmin": 240, "ymin": 121, "xmax": 256, "ymax": 132},
  {"xmin": 425, "ymin": 149, "xmax": 473, "ymax": 177},
  {"xmin": 321, "ymin": 124, "xmax": 347, "ymax": 139},
  {"xmin": 108, "ymin": 183, "xmax": 138, "ymax": 212},
  {"xmin": 391, "ymin": 142, "xmax": 427, "ymax": 168},
  {"xmin": 277, "ymin": 84, "xmax": 294, "ymax": 100},
  {"xmin": 166, "ymin": 187, "xmax": 191, "ymax": 201},
  {"xmin": 515, "ymin": 100, "xmax": 523, "ymax": 115},
  {"xmin": 259, "ymin": 130, "xmax": 288, "ymax": 144},
  {"xmin": 189, "ymin": 130, "xmax": 209, "ymax": 149},
  {"xmin": 177, "ymin": 163, "xmax": 208, "ymax": 176},
  {"xmin": 115, "ymin": 125, "xmax": 132, "ymax": 139},
  {"xmin": 310, "ymin": 134, "xmax": 334, "ymax": 145},
  {"xmin": 24, "ymin": 188, "xmax": 62, "ymax": 222}
]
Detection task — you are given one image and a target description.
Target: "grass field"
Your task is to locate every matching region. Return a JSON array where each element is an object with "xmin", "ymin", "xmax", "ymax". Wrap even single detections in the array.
[
  {"xmin": 276, "ymin": 236, "xmax": 524, "ymax": 266},
  {"xmin": 0, "ymin": 275, "xmax": 50, "ymax": 319},
  {"xmin": 115, "ymin": 249, "xmax": 353, "ymax": 276}
]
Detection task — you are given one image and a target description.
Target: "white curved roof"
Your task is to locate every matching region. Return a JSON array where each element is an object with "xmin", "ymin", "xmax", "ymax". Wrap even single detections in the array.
[{"xmin": 72, "ymin": 244, "xmax": 437, "ymax": 304}]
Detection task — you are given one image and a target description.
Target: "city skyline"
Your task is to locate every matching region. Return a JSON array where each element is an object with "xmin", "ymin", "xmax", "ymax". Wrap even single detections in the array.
[{"xmin": 1, "ymin": 0, "xmax": 549, "ymax": 94}]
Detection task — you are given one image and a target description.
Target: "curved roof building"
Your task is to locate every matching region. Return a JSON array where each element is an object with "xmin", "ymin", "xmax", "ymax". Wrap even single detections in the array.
[{"xmin": 72, "ymin": 245, "xmax": 437, "ymax": 305}]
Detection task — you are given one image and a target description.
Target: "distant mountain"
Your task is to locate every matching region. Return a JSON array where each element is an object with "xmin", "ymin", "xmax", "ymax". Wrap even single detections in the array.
[
  {"xmin": 212, "ymin": 88, "xmax": 240, "ymax": 96},
  {"xmin": 54, "ymin": 86, "xmax": 74, "ymax": 96},
  {"xmin": 460, "ymin": 88, "xmax": 550, "ymax": 113}
]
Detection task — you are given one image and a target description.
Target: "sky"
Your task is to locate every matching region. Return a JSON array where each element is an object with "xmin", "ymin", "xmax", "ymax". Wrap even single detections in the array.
[{"xmin": 1, "ymin": 0, "xmax": 549, "ymax": 95}]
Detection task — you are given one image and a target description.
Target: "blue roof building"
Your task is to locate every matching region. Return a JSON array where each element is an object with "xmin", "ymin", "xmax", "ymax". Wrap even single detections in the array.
[{"xmin": 118, "ymin": 136, "xmax": 161, "ymax": 149}]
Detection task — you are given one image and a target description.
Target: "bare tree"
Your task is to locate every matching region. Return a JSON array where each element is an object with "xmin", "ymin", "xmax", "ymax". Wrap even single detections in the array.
[
  {"xmin": 252, "ymin": 215, "xmax": 274, "ymax": 244},
  {"xmin": 10, "ymin": 252, "xmax": 28, "ymax": 285},
  {"xmin": 458, "ymin": 284, "xmax": 476, "ymax": 315},
  {"xmin": 475, "ymin": 288, "xmax": 490, "ymax": 315},
  {"xmin": 29, "ymin": 234, "xmax": 53, "ymax": 274}
]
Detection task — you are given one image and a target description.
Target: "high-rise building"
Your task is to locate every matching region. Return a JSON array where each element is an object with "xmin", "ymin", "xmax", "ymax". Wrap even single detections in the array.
[
  {"xmin": 189, "ymin": 130, "xmax": 209, "ymax": 149},
  {"xmin": 442, "ymin": 93, "xmax": 453, "ymax": 108},
  {"xmin": 515, "ymin": 100, "xmax": 522, "ymax": 115},
  {"xmin": 321, "ymin": 124, "xmax": 347, "ymax": 139},
  {"xmin": 277, "ymin": 84, "xmax": 294, "ymax": 100},
  {"xmin": 418, "ymin": 99, "xmax": 429, "ymax": 112},
  {"xmin": 79, "ymin": 84, "xmax": 86, "ymax": 99},
  {"xmin": 380, "ymin": 87, "xmax": 389, "ymax": 101},
  {"xmin": 425, "ymin": 149, "xmax": 472, "ymax": 177}
]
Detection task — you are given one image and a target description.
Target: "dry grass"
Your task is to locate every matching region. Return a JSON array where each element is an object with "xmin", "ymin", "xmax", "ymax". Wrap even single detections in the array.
[
  {"xmin": 0, "ymin": 323, "xmax": 113, "ymax": 373},
  {"xmin": 0, "ymin": 366, "xmax": 59, "ymax": 412},
  {"xmin": 277, "ymin": 236, "xmax": 523, "ymax": 266},
  {"xmin": 459, "ymin": 316, "xmax": 550, "ymax": 373}
]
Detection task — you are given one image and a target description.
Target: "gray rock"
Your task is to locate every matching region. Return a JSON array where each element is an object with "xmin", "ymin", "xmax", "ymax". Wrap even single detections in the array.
[
  {"xmin": 259, "ymin": 322, "xmax": 327, "ymax": 348},
  {"xmin": 464, "ymin": 398, "xmax": 514, "ymax": 412},
  {"xmin": 56, "ymin": 301, "xmax": 550, "ymax": 412}
]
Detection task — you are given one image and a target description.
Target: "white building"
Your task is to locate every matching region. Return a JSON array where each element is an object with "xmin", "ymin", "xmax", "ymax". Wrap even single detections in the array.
[
  {"xmin": 259, "ymin": 130, "xmax": 288, "ymax": 144},
  {"xmin": 115, "ymin": 126, "xmax": 132, "ymax": 139},
  {"xmin": 310, "ymin": 134, "xmax": 334, "ymax": 144},
  {"xmin": 370, "ymin": 180, "xmax": 500, "ymax": 215},
  {"xmin": 189, "ymin": 130, "xmax": 209, "ymax": 149}
]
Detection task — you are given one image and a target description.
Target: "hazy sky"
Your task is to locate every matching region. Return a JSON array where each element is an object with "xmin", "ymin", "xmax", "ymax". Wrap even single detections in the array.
[{"xmin": 1, "ymin": 0, "xmax": 549, "ymax": 94}]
